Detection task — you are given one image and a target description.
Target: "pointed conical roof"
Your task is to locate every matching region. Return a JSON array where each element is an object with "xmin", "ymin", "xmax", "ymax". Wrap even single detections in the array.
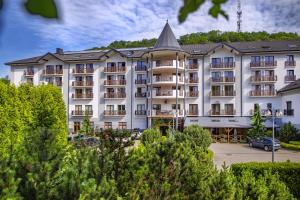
[{"xmin": 153, "ymin": 22, "xmax": 182, "ymax": 51}]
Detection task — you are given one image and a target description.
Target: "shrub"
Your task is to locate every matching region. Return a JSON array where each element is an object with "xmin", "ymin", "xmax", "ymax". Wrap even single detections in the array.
[
  {"xmin": 290, "ymin": 141, "xmax": 300, "ymax": 145},
  {"xmin": 278, "ymin": 122, "xmax": 299, "ymax": 142},
  {"xmin": 281, "ymin": 142, "xmax": 300, "ymax": 151},
  {"xmin": 183, "ymin": 125, "xmax": 212, "ymax": 149},
  {"xmin": 141, "ymin": 129, "xmax": 161, "ymax": 145},
  {"xmin": 231, "ymin": 162, "xmax": 300, "ymax": 198}
]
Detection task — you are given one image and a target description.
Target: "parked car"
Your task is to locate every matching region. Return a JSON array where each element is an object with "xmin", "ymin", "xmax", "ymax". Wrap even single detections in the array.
[{"xmin": 249, "ymin": 137, "xmax": 281, "ymax": 151}]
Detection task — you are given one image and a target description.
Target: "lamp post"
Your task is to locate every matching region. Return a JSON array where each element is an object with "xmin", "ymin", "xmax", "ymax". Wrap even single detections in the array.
[{"xmin": 266, "ymin": 109, "xmax": 283, "ymax": 162}]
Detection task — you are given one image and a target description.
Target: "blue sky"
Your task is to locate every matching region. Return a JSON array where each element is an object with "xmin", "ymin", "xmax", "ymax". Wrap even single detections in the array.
[{"xmin": 1, "ymin": 0, "xmax": 300, "ymax": 78}]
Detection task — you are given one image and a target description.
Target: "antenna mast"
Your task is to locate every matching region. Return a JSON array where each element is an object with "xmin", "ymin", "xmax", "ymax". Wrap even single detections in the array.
[{"xmin": 237, "ymin": 0, "xmax": 242, "ymax": 32}]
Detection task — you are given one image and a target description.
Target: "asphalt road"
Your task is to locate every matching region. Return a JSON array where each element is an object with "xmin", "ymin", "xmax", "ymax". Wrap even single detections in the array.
[{"xmin": 210, "ymin": 143, "xmax": 300, "ymax": 169}]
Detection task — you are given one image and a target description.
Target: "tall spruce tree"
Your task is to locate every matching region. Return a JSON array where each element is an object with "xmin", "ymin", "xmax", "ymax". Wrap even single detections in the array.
[{"xmin": 247, "ymin": 104, "xmax": 265, "ymax": 139}]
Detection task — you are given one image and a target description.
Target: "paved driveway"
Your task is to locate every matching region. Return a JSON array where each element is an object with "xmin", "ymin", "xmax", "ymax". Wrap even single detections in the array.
[{"xmin": 210, "ymin": 143, "xmax": 300, "ymax": 169}]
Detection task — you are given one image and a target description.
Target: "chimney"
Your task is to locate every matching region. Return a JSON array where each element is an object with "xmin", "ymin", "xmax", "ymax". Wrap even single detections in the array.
[{"xmin": 56, "ymin": 48, "xmax": 63, "ymax": 54}]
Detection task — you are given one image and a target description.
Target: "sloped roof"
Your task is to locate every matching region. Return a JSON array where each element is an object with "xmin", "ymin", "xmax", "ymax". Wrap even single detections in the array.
[
  {"xmin": 153, "ymin": 22, "xmax": 182, "ymax": 51},
  {"xmin": 278, "ymin": 79, "xmax": 300, "ymax": 93}
]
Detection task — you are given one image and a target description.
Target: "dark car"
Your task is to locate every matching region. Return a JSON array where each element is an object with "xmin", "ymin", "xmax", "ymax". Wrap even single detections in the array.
[{"xmin": 249, "ymin": 137, "xmax": 281, "ymax": 151}]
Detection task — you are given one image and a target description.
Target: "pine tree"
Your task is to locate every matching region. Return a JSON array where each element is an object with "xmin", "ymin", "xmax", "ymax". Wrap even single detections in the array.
[{"xmin": 247, "ymin": 104, "xmax": 265, "ymax": 139}]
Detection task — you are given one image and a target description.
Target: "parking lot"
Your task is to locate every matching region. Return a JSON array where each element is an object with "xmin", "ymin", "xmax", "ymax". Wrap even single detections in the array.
[{"xmin": 210, "ymin": 143, "xmax": 300, "ymax": 169}]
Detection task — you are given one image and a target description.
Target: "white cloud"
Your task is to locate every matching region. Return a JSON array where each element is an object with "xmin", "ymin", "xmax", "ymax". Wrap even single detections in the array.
[{"xmin": 5, "ymin": 0, "xmax": 300, "ymax": 50}]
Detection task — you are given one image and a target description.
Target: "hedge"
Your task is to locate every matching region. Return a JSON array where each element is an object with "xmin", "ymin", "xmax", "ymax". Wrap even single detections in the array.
[
  {"xmin": 231, "ymin": 162, "xmax": 300, "ymax": 198},
  {"xmin": 289, "ymin": 141, "xmax": 300, "ymax": 145},
  {"xmin": 281, "ymin": 142, "xmax": 300, "ymax": 151}
]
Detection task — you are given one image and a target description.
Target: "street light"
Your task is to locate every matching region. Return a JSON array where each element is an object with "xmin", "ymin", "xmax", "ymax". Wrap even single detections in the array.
[{"xmin": 265, "ymin": 109, "xmax": 283, "ymax": 162}]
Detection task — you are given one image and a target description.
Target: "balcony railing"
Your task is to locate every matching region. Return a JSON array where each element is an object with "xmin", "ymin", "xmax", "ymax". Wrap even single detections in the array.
[
  {"xmin": 284, "ymin": 109, "xmax": 294, "ymax": 116},
  {"xmin": 24, "ymin": 70, "xmax": 34, "ymax": 76},
  {"xmin": 210, "ymin": 90, "xmax": 236, "ymax": 97},
  {"xmin": 250, "ymin": 109, "xmax": 276, "ymax": 116},
  {"xmin": 150, "ymin": 110, "xmax": 184, "ymax": 117},
  {"xmin": 186, "ymin": 78, "xmax": 199, "ymax": 84},
  {"xmin": 249, "ymin": 90, "xmax": 276, "ymax": 97},
  {"xmin": 250, "ymin": 61, "xmax": 277, "ymax": 68},
  {"xmin": 104, "ymin": 80, "xmax": 126, "ymax": 85},
  {"xmin": 72, "ymin": 68, "xmax": 94, "ymax": 74},
  {"xmin": 250, "ymin": 75, "xmax": 277, "ymax": 83},
  {"xmin": 285, "ymin": 60, "xmax": 296, "ymax": 67},
  {"xmin": 135, "ymin": 110, "xmax": 147, "ymax": 115},
  {"xmin": 211, "ymin": 77, "xmax": 235, "ymax": 83},
  {"xmin": 187, "ymin": 63, "xmax": 199, "ymax": 70},
  {"xmin": 156, "ymin": 90, "xmax": 183, "ymax": 97},
  {"xmin": 72, "ymin": 93, "xmax": 93, "ymax": 99},
  {"xmin": 56, "ymin": 81, "xmax": 63, "ymax": 87},
  {"xmin": 152, "ymin": 76, "xmax": 184, "ymax": 84},
  {"xmin": 104, "ymin": 66, "xmax": 126, "ymax": 73},
  {"xmin": 135, "ymin": 65, "xmax": 147, "ymax": 71},
  {"xmin": 186, "ymin": 91, "xmax": 199, "ymax": 97},
  {"xmin": 135, "ymin": 92, "xmax": 147, "ymax": 98},
  {"xmin": 152, "ymin": 60, "xmax": 184, "ymax": 69},
  {"xmin": 135, "ymin": 79, "xmax": 147, "ymax": 84},
  {"xmin": 42, "ymin": 69, "xmax": 63, "ymax": 76},
  {"xmin": 186, "ymin": 110, "xmax": 198, "ymax": 116},
  {"xmin": 210, "ymin": 62, "xmax": 235, "ymax": 69},
  {"xmin": 210, "ymin": 109, "xmax": 236, "ymax": 116},
  {"xmin": 104, "ymin": 110, "xmax": 126, "ymax": 116},
  {"xmin": 72, "ymin": 81, "xmax": 94, "ymax": 87},
  {"xmin": 104, "ymin": 93, "xmax": 126, "ymax": 99},
  {"xmin": 72, "ymin": 110, "xmax": 93, "ymax": 116},
  {"xmin": 285, "ymin": 75, "xmax": 296, "ymax": 82}
]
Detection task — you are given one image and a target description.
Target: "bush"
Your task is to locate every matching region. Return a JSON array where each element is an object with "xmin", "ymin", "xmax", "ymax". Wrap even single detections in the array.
[
  {"xmin": 278, "ymin": 122, "xmax": 299, "ymax": 142},
  {"xmin": 281, "ymin": 142, "xmax": 300, "ymax": 151},
  {"xmin": 183, "ymin": 125, "xmax": 212, "ymax": 149},
  {"xmin": 290, "ymin": 141, "xmax": 300, "ymax": 145},
  {"xmin": 141, "ymin": 129, "xmax": 161, "ymax": 145},
  {"xmin": 231, "ymin": 162, "xmax": 300, "ymax": 198}
]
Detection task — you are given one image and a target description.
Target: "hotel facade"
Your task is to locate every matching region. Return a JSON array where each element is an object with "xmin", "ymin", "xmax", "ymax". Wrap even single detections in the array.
[{"xmin": 6, "ymin": 23, "xmax": 300, "ymax": 142}]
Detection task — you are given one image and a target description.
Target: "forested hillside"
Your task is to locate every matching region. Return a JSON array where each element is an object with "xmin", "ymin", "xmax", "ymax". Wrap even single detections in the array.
[{"xmin": 88, "ymin": 30, "xmax": 300, "ymax": 50}]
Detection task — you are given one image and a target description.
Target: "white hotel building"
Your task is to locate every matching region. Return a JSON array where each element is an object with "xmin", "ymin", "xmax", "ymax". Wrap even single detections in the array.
[{"xmin": 6, "ymin": 23, "xmax": 300, "ymax": 142}]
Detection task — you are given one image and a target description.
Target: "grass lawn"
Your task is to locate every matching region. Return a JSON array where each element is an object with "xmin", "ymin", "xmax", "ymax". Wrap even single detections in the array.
[{"xmin": 281, "ymin": 141, "xmax": 300, "ymax": 151}]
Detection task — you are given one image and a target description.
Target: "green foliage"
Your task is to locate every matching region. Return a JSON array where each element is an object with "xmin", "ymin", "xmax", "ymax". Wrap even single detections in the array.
[
  {"xmin": 281, "ymin": 142, "xmax": 300, "ymax": 151},
  {"xmin": 141, "ymin": 128, "xmax": 162, "ymax": 145},
  {"xmin": 182, "ymin": 124, "xmax": 212, "ymax": 149},
  {"xmin": 0, "ymin": 78, "xmax": 9, "ymax": 85},
  {"xmin": 178, "ymin": 0, "xmax": 228, "ymax": 23},
  {"xmin": 80, "ymin": 114, "xmax": 93, "ymax": 136},
  {"xmin": 290, "ymin": 141, "xmax": 300, "ymax": 145},
  {"xmin": 24, "ymin": 0, "xmax": 58, "ymax": 18},
  {"xmin": 278, "ymin": 122, "xmax": 300, "ymax": 142},
  {"xmin": 247, "ymin": 105, "xmax": 265, "ymax": 139},
  {"xmin": 231, "ymin": 162, "xmax": 300, "ymax": 198}
]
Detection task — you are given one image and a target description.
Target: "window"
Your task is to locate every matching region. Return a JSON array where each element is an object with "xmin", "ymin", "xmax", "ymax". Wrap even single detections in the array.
[
  {"xmin": 27, "ymin": 78, "xmax": 33, "ymax": 85},
  {"xmin": 189, "ymin": 59, "xmax": 198, "ymax": 65},
  {"xmin": 118, "ymin": 105, "xmax": 125, "ymax": 111},
  {"xmin": 137, "ymin": 60, "xmax": 146, "ymax": 67},
  {"xmin": 107, "ymin": 62, "xmax": 116, "ymax": 67},
  {"xmin": 189, "ymin": 86, "xmax": 198, "ymax": 92},
  {"xmin": 286, "ymin": 101, "xmax": 292, "ymax": 110},
  {"xmin": 45, "ymin": 77, "xmax": 53, "ymax": 84},
  {"xmin": 119, "ymin": 122, "xmax": 127, "ymax": 129},
  {"xmin": 287, "ymin": 70, "xmax": 294, "ymax": 76},
  {"xmin": 251, "ymin": 56, "xmax": 260, "ymax": 63},
  {"xmin": 224, "ymin": 71, "xmax": 234, "ymax": 78},
  {"xmin": 212, "ymin": 58, "xmax": 221, "ymax": 64},
  {"xmin": 153, "ymin": 104, "xmax": 161, "ymax": 110},
  {"xmin": 55, "ymin": 77, "xmax": 62, "ymax": 86},
  {"xmin": 172, "ymin": 104, "xmax": 181, "ymax": 110},
  {"xmin": 106, "ymin": 105, "xmax": 114, "ymax": 111},
  {"xmin": 137, "ymin": 104, "xmax": 145, "ymax": 111},
  {"xmin": 211, "ymin": 104, "xmax": 220, "ymax": 114},
  {"xmin": 137, "ymin": 74, "xmax": 145, "ymax": 80},
  {"xmin": 224, "ymin": 57, "xmax": 233, "ymax": 63},
  {"xmin": 287, "ymin": 55, "xmax": 294, "ymax": 61},
  {"xmin": 76, "ymin": 64, "xmax": 84, "ymax": 73},
  {"xmin": 254, "ymin": 103, "xmax": 259, "ymax": 112},
  {"xmin": 85, "ymin": 105, "xmax": 93, "ymax": 115},
  {"xmin": 56, "ymin": 65, "xmax": 63, "ymax": 72},
  {"xmin": 104, "ymin": 122, "xmax": 112, "ymax": 129},
  {"xmin": 225, "ymin": 104, "xmax": 234, "ymax": 115},
  {"xmin": 267, "ymin": 103, "xmax": 272, "ymax": 113},
  {"xmin": 118, "ymin": 75, "xmax": 125, "ymax": 80},
  {"xmin": 46, "ymin": 65, "xmax": 54, "ymax": 71},
  {"xmin": 86, "ymin": 63, "xmax": 93, "ymax": 69},
  {"xmin": 265, "ymin": 56, "xmax": 274, "ymax": 62},
  {"xmin": 118, "ymin": 62, "xmax": 126, "ymax": 67},
  {"xmin": 74, "ymin": 122, "xmax": 81, "ymax": 133},
  {"xmin": 189, "ymin": 104, "xmax": 198, "ymax": 114}
]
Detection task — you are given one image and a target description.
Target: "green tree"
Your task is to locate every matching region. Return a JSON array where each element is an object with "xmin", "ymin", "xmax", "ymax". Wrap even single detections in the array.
[
  {"xmin": 278, "ymin": 122, "xmax": 299, "ymax": 142},
  {"xmin": 247, "ymin": 105, "xmax": 265, "ymax": 139},
  {"xmin": 80, "ymin": 113, "xmax": 93, "ymax": 136},
  {"xmin": 182, "ymin": 124, "xmax": 212, "ymax": 149},
  {"xmin": 141, "ymin": 128, "xmax": 162, "ymax": 145}
]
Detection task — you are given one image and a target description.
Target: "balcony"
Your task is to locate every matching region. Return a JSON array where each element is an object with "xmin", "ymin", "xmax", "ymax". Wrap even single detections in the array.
[
  {"xmin": 185, "ymin": 91, "xmax": 199, "ymax": 98},
  {"xmin": 135, "ymin": 79, "xmax": 147, "ymax": 84},
  {"xmin": 284, "ymin": 109, "xmax": 294, "ymax": 116},
  {"xmin": 104, "ymin": 66, "xmax": 126, "ymax": 73},
  {"xmin": 151, "ymin": 90, "xmax": 184, "ymax": 99},
  {"xmin": 186, "ymin": 110, "xmax": 198, "ymax": 116},
  {"xmin": 250, "ymin": 109, "xmax": 275, "ymax": 116},
  {"xmin": 211, "ymin": 77, "xmax": 235, "ymax": 83},
  {"xmin": 210, "ymin": 62, "xmax": 235, "ymax": 70},
  {"xmin": 285, "ymin": 75, "xmax": 296, "ymax": 82},
  {"xmin": 135, "ymin": 110, "xmax": 147, "ymax": 115},
  {"xmin": 151, "ymin": 60, "xmax": 184, "ymax": 71},
  {"xmin": 149, "ymin": 110, "xmax": 184, "ymax": 118},
  {"xmin": 72, "ymin": 81, "xmax": 94, "ymax": 87},
  {"xmin": 56, "ymin": 81, "xmax": 63, "ymax": 87},
  {"xmin": 250, "ymin": 75, "xmax": 277, "ymax": 83},
  {"xmin": 72, "ymin": 110, "xmax": 93, "ymax": 117},
  {"xmin": 72, "ymin": 68, "xmax": 94, "ymax": 75},
  {"xmin": 42, "ymin": 69, "xmax": 63, "ymax": 76},
  {"xmin": 186, "ymin": 78, "xmax": 199, "ymax": 84},
  {"xmin": 104, "ymin": 80, "xmax": 126, "ymax": 86},
  {"xmin": 249, "ymin": 90, "xmax": 276, "ymax": 97},
  {"xmin": 135, "ymin": 65, "xmax": 147, "ymax": 72},
  {"xmin": 250, "ymin": 61, "xmax": 277, "ymax": 69},
  {"xmin": 72, "ymin": 93, "xmax": 93, "ymax": 100},
  {"xmin": 210, "ymin": 109, "xmax": 236, "ymax": 116},
  {"xmin": 186, "ymin": 63, "xmax": 199, "ymax": 70},
  {"xmin": 285, "ymin": 60, "xmax": 296, "ymax": 67},
  {"xmin": 24, "ymin": 70, "xmax": 34, "ymax": 77},
  {"xmin": 151, "ymin": 76, "xmax": 184, "ymax": 85},
  {"xmin": 210, "ymin": 90, "xmax": 236, "ymax": 97},
  {"xmin": 104, "ymin": 93, "xmax": 126, "ymax": 99},
  {"xmin": 135, "ymin": 92, "xmax": 147, "ymax": 98},
  {"xmin": 104, "ymin": 110, "xmax": 126, "ymax": 116}
]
